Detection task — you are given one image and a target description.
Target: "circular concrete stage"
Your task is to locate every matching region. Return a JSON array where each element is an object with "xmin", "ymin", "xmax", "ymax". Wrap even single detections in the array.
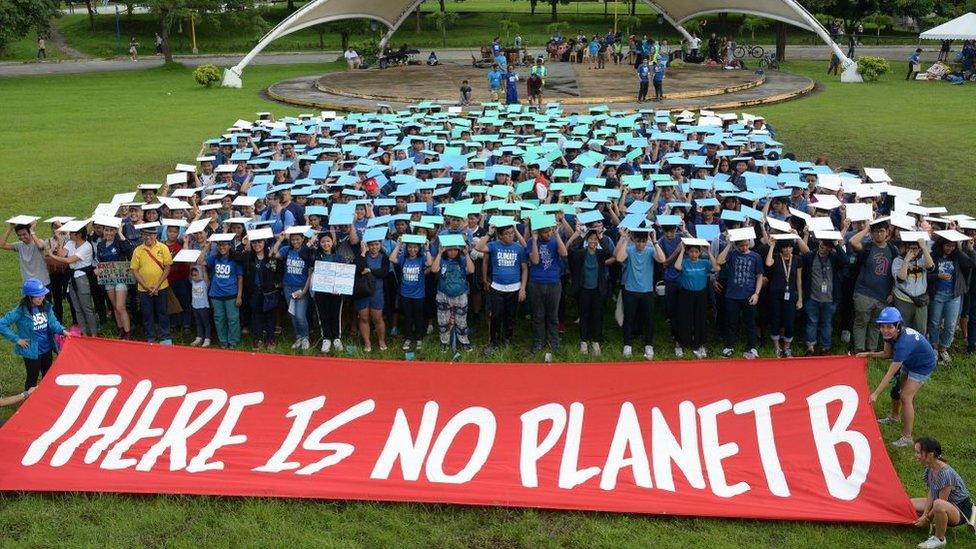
[{"xmin": 267, "ymin": 61, "xmax": 815, "ymax": 113}]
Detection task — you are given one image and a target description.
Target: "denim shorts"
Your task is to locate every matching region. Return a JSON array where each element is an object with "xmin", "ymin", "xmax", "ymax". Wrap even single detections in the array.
[
  {"xmin": 354, "ymin": 291, "xmax": 384, "ymax": 312},
  {"xmin": 103, "ymin": 283, "xmax": 129, "ymax": 293},
  {"xmin": 902, "ymin": 367, "xmax": 931, "ymax": 384}
]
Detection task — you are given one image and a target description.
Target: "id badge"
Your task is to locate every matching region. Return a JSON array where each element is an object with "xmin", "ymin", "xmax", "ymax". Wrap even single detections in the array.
[
  {"xmin": 783, "ymin": 291, "xmax": 791, "ymax": 301},
  {"xmin": 821, "ymin": 281, "xmax": 828, "ymax": 294}
]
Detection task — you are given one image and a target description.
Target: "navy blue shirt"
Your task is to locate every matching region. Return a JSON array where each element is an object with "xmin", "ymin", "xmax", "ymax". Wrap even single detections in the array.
[
  {"xmin": 637, "ymin": 64, "xmax": 650, "ymax": 82},
  {"xmin": 528, "ymin": 237, "xmax": 561, "ymax": 284},
  {"xmin": 399, "ymin": 254, "xmax": 427, "ymax": 299},
  {"xmin": 30, "ymin": 306, "xmax": 50, "ymax": 355},
  {"xmin": 889, "ymin": 327, "xmax": 936, "ymax": 376},
  {"xmin": 487, "ymin": 240, "xmax": 526, "ymax": 288},
  {"xmin": 726, "ymin": 249, "xmax": 763, "ymax": 300}
]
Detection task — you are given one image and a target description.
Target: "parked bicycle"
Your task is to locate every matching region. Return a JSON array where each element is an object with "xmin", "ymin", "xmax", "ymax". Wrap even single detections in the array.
[
  {"xmin": 758, "ymin": 52, "xmax": 779, "ymax": 70},
  {"xmin": 734, "ymin": 43, "xmax": 765, "ymax": 59}
]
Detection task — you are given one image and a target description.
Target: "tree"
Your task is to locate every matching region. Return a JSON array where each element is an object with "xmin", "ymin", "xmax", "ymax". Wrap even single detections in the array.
[
  {"xmin": 619, "ymin": 15, "xmax": 641, "ymax": 37},
  {"xmin": 498, "ymin": 17, "xmax": 520, "ymax": 41},
  {"xmin": 804, "ymin": 0, "xmax": 882, "ymax": 28},
  {"xmin": 863, "ymin": 12, "xmax": 893, "ymax": 36},
  {"xmin": 894, "ymin": 0, "xmax": 935, "ymax": 25},
  {"xmin": 546, "ymin": 0, "xmax": 572, "ymax": 23},
  {"xmin": 147, "ymin": 0, "xmax": 261, "ymax": 62},
  {"xmin": 330, "ymin": 19, "xmax": 372, "ymax": 52},
  {"xmin": 428, "ymin": 11, "xmax": 458, "ymax": 47},
  {"xmin": 0, "ymin": 0, "xmax": 60, "ymax": 55},
  {"xmin": 739, "ymin": 15, "xmax": 769, "ymax": 40}
]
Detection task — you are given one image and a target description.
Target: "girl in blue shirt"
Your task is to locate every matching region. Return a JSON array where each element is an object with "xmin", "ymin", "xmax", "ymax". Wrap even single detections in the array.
[
  {"xmin": 0, "ymin": 278, "xmax": 67, "ymax": 390},
  {"xmin": 390, "ymin": 237, "xmax": 433, "ymax": 351},
  {"xmin": 613, "ymin": 228, "xmax": 666, "ymax": 360},
  {"xmin": 674, "ymin": 241, "xmax": 719, "ymax": 358},
  {"xmin": 203, "ymin": 240, "xmax": 243, "ymax": 348},
  {"xmin": 355, "ymin": 238, "xmax": 391, "ymax": 353},
  {"xmin": 273, "ymin": 232, "xmax": 313, "ymax": 351}
]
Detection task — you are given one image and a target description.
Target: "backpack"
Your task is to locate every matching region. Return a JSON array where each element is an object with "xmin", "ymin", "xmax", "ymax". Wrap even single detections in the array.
[{"xmin": 438, "ymin": 258, "xmax": 468, "ymax": 297}]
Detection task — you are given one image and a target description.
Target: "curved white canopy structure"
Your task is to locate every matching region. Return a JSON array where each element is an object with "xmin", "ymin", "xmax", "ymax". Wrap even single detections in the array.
[
  {"xmin": 222, "ymin": 0, "xmax": 859, "ymax": 87},
  {"xmin": 920, "ymin": 12, "xmax": 976, "ymax": 40}
]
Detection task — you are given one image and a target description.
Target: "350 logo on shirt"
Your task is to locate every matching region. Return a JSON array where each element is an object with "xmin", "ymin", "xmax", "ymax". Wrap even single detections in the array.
[{"xmin": 214, "ymin": 264, "xmax": 232, "ymax": 276}]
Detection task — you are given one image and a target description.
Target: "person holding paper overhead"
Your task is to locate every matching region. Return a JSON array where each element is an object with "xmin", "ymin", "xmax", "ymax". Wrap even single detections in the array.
[
  {"xmin": 48, "ymin": 222, "xmax": 99, "ymax": 337},
  {"xmin": 274, "ymin": 229, "xmax": 314, "ymax": 351},
  {"xmin": 2, "ymin": 220, "xmax": 49, "ymax": 287},
  {"xmin": 614, "ymin": 227, "xmax": 666, "ymax": 360},
  {"xmin": 717, "ymin": 229, "xmax": 764, "ymax": 359},
  {"xmin": 354, "ymin": 234, "xmax": 391, "ymax": 353},
  {"xmin": 390, "ymin": 235, "xmax": 433, "ymax": 352},
  {"xmin": 849, "ymin": 219, "xmax": 899, "ymax": 354},
  {"xmin": 527, "ymin": 217, "xmax": 568, "ymax": 362},
  {"xmin": 674, "ymin": 240, "xmax": 719, "ymax": 359},
  {"xmin": 927, "ymin": 235, "xmax": 975, "ymax": 365},
  {"xmin": 200, "ymin": 236, "xmax": 243, "ymax": 348},
  {"xmin": 801, "ymin": 236, "xmax": 846, "ymax": 355},
  {"xmin": 93, "ymin": 219, "xmax": 133, "ymax": 339},
  {"xmin": 475, "ymin": 222, "xmax": 527, "ymax": 353},
  {"xmin": 431, "ymin": 235, "xmax": 474, "ymax": 352},
  {"xmin": 567, "ymin": 226, "xmax": 613, "ymax": 357}
]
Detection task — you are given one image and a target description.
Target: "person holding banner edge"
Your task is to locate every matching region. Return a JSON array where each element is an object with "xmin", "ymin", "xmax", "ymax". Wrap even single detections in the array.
[
  {"xmin": 858, "ymin": 307, "xmax": 937, "ymax": 448},
  {"xmin": 0, "ymin": 278, "xmax": 68, "ymax": 390}
]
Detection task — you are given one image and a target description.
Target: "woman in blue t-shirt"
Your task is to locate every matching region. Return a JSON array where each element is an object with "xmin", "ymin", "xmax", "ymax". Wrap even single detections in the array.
[
  {"xmin": 674, "ymin": 240, "xmax": 719, "ymax": 358},
  {"xmin": 202, "ymin": 239, "xmax": 244, "ymax": 348},
  {"xmin": 613, "ymin": 228, "xmax": 666, "ymax": 360},
  {"xmin": 355, "ymin": 238, "xmax": 390, "ymax": 353},
  {"xmin": 859, "ymin": 307, "xmax": 937, "ymax": 448},
  {"xmin": 273, "ymin": 231, "xmax": 313, "ymax": 351},
  {"xmin": 0, "ymin": 278, "xmax": 67, "ymax": 390},
  {"xmin": 927, "ymin": 237, "xmax": 975, "ymax": 364},
  {"xmin": 390, "ymin": 236, "xmax": 433, "ymax": 351}
]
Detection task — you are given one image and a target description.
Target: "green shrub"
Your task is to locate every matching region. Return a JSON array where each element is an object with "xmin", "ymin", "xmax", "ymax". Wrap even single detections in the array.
[
  {"xmin": 193, "ymin": 64, "xmax": 222, "ymax": 87},
  {"xmin": 857, "ymin": 56, "xmax": 890, "ymax": 81}
]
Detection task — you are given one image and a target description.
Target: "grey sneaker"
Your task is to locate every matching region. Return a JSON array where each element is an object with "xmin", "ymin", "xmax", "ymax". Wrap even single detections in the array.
[
  {"xmin": 743, "ymin": 349, "xmax": 758, "ymax": 360},
  {"xmin": 877, "ymin": 416, "xmax": 900, "ymax": 425},
  {"xmin": 622, "ymin": 345, "xmax": 632, "ymax": 358},
  {"xmin": 722, "ymin": 348, "xmax": 734, "ymax": 358},
  {"xmin": 891, "ymin": 436, "xmax": 913, "ymax": 448},
  {"xmin": 591, "ymin": 342, "xmax": 601, "ymax": 356}
]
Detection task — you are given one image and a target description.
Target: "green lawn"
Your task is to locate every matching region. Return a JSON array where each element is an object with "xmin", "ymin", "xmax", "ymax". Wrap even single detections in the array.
[
  {"xmin": 0, "ymin": 33, "xmax": 65, "ymax": 62},
  {"xmin": 0, "ymin": 61, "xmax": 974, "ymax": 547}
]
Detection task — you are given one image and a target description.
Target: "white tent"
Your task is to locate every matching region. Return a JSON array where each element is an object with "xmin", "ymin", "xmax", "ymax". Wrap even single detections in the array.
[
  {"xmin": 222, "ymin": 0, "xmax": 861, "ymax": 87},
  {"xmin": 920, "ymin": 12, "xmax": 976, "ymax": 40}
]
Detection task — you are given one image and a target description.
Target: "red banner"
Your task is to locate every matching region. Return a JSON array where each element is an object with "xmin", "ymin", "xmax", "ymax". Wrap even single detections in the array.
[{"xmin": 0, "ymin": 337, "xmax": 915, "ymax": 523}]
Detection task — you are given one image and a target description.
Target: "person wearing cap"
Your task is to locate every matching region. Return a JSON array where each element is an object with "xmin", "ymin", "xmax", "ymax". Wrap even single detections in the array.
[
  {"xmin": 858, "ymin": 306, "xmax": 936, "ymax": 448},
  {"xmin": 717, "ymin": 231, "xmax": 764, "ymax": 359},
  {"xmin": 2, "ymin": 221, "xmax": 50, "ymax": 290},
  {"xmin": 614, "ymin": 227, "xmax": 666, "ymax": 360},
  {"xmin": 849, "ymin": 219, "xmax": 900, "ymax": 354},
  {"xmin": 47, "ymin": 224, "xmax": 99, "ymax": 337},
  {"xmin": 0, "ymin": 278, "xmax": 68, "ymax": 390},
  {"xmin": 927, "ymin": 235, "xmax": 975, "ymax": 364},
  {"xmin": 130, "ymin": 225, "xmax": 174, "ymax": 344},
  {"xmin": 94, "ymin": 220, "xmax": 134, "ymax": 339}
]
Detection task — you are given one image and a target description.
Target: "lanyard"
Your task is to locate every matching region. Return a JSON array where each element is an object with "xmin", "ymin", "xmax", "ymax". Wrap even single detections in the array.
[{"xmin": 781, "ymin": 256, "xmax": 793, "ymax": 285}]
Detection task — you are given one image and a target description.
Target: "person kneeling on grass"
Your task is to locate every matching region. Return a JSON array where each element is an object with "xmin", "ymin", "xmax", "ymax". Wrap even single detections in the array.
[
  {"xmin": 858, "ymin": 306, "xmax": 936, "ymax": 448},
  {"xmin": 911, "ymin": 437, "xmax": 975, "ymax": 549}
]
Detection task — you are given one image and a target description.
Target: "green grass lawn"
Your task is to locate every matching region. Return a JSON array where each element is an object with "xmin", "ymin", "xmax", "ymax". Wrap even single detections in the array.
[
  {"xmin": 0, "ymin": 33, "xmax": 65, "ymax": 62},
  {"xmin": 0, "ymin": 60, "xmax": 974, "ymax": 547}
]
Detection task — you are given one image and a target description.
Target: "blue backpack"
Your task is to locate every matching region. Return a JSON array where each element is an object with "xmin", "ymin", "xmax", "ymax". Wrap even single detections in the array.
[{"xmin": 438, "ymin": 257, "xmax": 469, "ymax": 297}]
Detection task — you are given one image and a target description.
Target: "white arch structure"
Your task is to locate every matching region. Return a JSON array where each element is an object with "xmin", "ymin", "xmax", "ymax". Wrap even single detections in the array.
[{"xmin": 221, "ymin": 0, "xmax": 860, "ymax": 87}]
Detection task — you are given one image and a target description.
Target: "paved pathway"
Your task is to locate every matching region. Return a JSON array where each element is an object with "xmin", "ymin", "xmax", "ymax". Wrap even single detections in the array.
[
  {"xmin": 267, "ymin": 69, "xmax": 814, "ymax": 113},
  {"xmin": 0, "ymin": 45, "xmax": 932, "ymax": 79}
]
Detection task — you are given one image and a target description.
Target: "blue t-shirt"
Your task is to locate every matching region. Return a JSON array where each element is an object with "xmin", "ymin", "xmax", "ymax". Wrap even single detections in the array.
[
  {"xmin": 583, "ymin": 252, "xmax": 599, "ymax": 289},
  {"xmin": 206, "ymin": 254, "xmax": 242, "ymax": 298},
  {"xmin": 30, "ymin": 306, "xmax": 50, "ymax": 355},
  {"xmin": 487, "ymin": 240, "xmax": 526, "ymax": 287},
  {"xmin": 623, "ymin": 242, "xmax": 655, "ymax": 293},
  {"xmin": 637, "ymin": 64, "xmax": 650, "ymax": 82},
  {"xmin": 282, "ymin": 247, "xmax": 310, "ymax": 289},
  {"xmin": 365, "ymin": 253, "xmax": 385, "ymax": 294},
  {"xmin": 528, "ymin": 237, "xmax": 561, "ymax": 284},
  {"xmin": 726, "ymin": 249, "xmax": 763, "ymax": 300},
  {"xmin": 659, "ymin": 236, "xmax": 681, "ymax": 282},
  {"xmin": 935, "ymin": 257, "xmax": 955, "ymax": 296},
  {"xmin": 399, "ymin": 254, "xmax": 427, "ymax": 299},
  {"xmin": 679, "ymin": 258, "xmax": 710, "ymax": 291},
  {"xmin": 653, "ymin": 61, "xmax": 667, "ymax": 81},
  {"xmin": 96, "ymin": 239, "xmax": 128, "ymax": 262},
  {"xmin": 889, "ymin": 327, "xmax": 936, "ymax": 376},
  {"xmin": 488, "ymin": 69, "xmax": 504, "ymax": 89}
]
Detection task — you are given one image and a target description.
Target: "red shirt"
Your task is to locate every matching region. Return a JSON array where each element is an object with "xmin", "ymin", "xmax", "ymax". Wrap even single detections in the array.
[{"xmin": 166, "ymin": 240, "xmax": 189, "ymax": 282}]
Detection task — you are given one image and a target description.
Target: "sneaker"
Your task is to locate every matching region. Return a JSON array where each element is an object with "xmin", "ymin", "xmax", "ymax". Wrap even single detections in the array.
[
  {"xmin": 891, "ymin": 436, "xmax": 913, "ymax": 448},
  {"xmin": 415, "ymin": 340, "xmax": 423, "ymax": 351},
  {"xmin": 379, "ymin": 344, "xmax": 388, "ymax": 351},
  {"xmin": 840, "ymin": 330, "xmax": 851, "ymax": 343},
  {"xmin": 461, "ymin": 343, "xmax": 473, "ymax": 352},
  {"xmin": 622, "ymin": 345, "xmax": 633, "ymax": 358},
  {"xmin": 722, "ymin": 348, "xmax": 734, "ymax": 358},
  {"xmin": 643, "ymin": 345, "xmax": 654, "ymax": 360},
  {"xmin": 389, "ymin": 326, "xmax": 399, "ymax": 337},
  {"xmin": 743, "ymin": 349, "xmax": 758, "ymax": 360},
  {"xmin": 674, "ymin": 346, "xmax": 684, "ymax": 358},
  {"xmin": 291, "ymin": 339, "xmax": 303, "ymax": 349},
  {"xmin": 580, "ymin": 341, "xmax": 589, "ymax": 355},
  {"xmin": 300, "ymin": 338, "xmax": 310, "ymax": 351},
  {"xmin": 160, "ymin": 339, "xmax": 172, "ymax": 346},
  {"xmin": 938, "ymin": 349, "xmax": 950, "ymax": 364},
  {"xmin": 544, "ymin": 352, "xmax": 553, "ymax": 363},
  {"xmin": 321, "ymin": 339, "xmax": 332, "ymax": 353},
  {"xmin": 916, "ymin": 535, "xmax": 947, "ymax": 549},
  {"xmin": 402, "ymin": 339, "xmax": 412, "ymax": 351},
  {"xmin": 333, "ymin": 338, "xmax": 343, "ymax": 352},
  {"xmin": 190, "ymin": 337, "xmax": 202, "ymax": 346},
  {"xmin": 877, "ymin": 416, "xmax": 900, "ymax": 425},
  {"xmin": 201, "ymin": 338, "xmax": 211, "ymax": 348},
  {"xmin": 591, "ymin": 342, "xmax": 601, "ymax": 356}
]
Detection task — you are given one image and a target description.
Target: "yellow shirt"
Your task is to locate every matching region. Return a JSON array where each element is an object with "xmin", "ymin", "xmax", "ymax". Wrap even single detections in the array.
[{"xmin": 130, "ymin": 242, "xmax": 173, "ymax": 292}]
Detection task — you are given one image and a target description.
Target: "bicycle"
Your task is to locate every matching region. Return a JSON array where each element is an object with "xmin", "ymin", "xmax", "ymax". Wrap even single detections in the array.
[
  {"xmin": 758, "ymin": 52, "xmax": 779, "ymax": 70},
  {"xmin": 734, "ymin": 43, "xmax": 765, "ymax": 59}
]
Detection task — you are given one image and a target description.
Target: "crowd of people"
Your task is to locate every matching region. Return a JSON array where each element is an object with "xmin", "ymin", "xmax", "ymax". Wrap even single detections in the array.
[{"xmin": 1, "ymin": 104, "xmax": 974, "ymax": 544}]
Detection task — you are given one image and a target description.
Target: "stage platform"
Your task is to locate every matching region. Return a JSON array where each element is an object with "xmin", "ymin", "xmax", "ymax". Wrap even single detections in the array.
[{"xmin": 267, "ymin": 60, "xmax": 815, "ymax": 113}]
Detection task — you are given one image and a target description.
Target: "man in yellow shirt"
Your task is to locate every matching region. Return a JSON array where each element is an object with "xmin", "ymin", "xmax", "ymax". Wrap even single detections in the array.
[{"xmin": 130, "ymin": 224, "xmax": 174, "ymax": 344}]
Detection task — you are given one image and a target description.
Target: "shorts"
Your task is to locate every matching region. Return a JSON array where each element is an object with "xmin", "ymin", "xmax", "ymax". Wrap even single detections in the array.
[
  {"xmin": 354, "ymin": 292, "xmax": 384, "ymax": 312},
  {"xmin": 901, "ymin": 367, "xmax": 931, "ymax": 384},
  {"xmin": 951, "ymin": 497, "xmax": 973, "ymax": 527},
  {"xmin": 103, "ymin": 283, "xmax": 128, "ymax": 293}
]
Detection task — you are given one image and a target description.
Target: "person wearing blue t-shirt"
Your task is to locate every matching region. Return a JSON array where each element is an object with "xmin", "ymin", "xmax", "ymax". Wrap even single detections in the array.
[
  {"xmin": 614, "ymin": 228, "xmax": 666, "ymax": 360},
  {"xmin": 273, "ymin": 232, "xmax": 313, "ymax": 351},
  {"xmin": 717, "ymin": 235, "xmax": 765, "ymax": 359},
  {"xmin": 674, "ymin": 241, "xmax": 719, "ymax": 359},
  {"xmin": 390, "ymin": 237, "xmax": 433, "ymax": 351},
  {"xmin": 658, "ymin": 223, "xmax": 684, "ymax": 353},
  {"xmin": 652, "ymin": 55, "xmax": 667, "ymax": 101},
  {"xmin": 527, "ymin": 224, "xmax": 568, "ymax": 360},
  {"xmin": 475, "ymin": 224, "xmax": 528, "ymax": 350},
  {"xmin": 487, "ymin": 64, "xmax": 504, "ymax": 102},
  {"xmin": 203, "ymin": 240, "xmax": 243, "ymax": 348},
  {"xmin": 504, "ymin": 66, "xmax": 520, "ymax": 105},
  {"xmin": 859, "ymin": 307, "xmax": 937, "ymax": 448},
  {"xmin": 907, "ymin": 48, "xmax": 922, "ymax": 80},
  {"xmin": 636, "ymin": 58, "xmax": 651, "ymax": 102}
]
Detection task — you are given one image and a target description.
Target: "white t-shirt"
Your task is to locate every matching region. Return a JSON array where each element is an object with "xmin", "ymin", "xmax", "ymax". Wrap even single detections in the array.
[
  {"xmin": 65, "ymin": 240, "xmax": 94, "ymax": 277},
  {"xmin": 689, "ymin": 37, "xmax": 702, "ymax": 50},
  {"xmin": 344, "ymin": 50, "xmax": 359, "ymax": 60}
]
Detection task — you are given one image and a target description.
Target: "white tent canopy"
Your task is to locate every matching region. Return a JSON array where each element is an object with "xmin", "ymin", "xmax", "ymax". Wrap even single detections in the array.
[
  {"xmin": 920, "ymin": 12, "xmax": 976, "ymax": 40},
  {"xmin": 222, "ymin": 0, "xmax": 859, "ymax": 86}
]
